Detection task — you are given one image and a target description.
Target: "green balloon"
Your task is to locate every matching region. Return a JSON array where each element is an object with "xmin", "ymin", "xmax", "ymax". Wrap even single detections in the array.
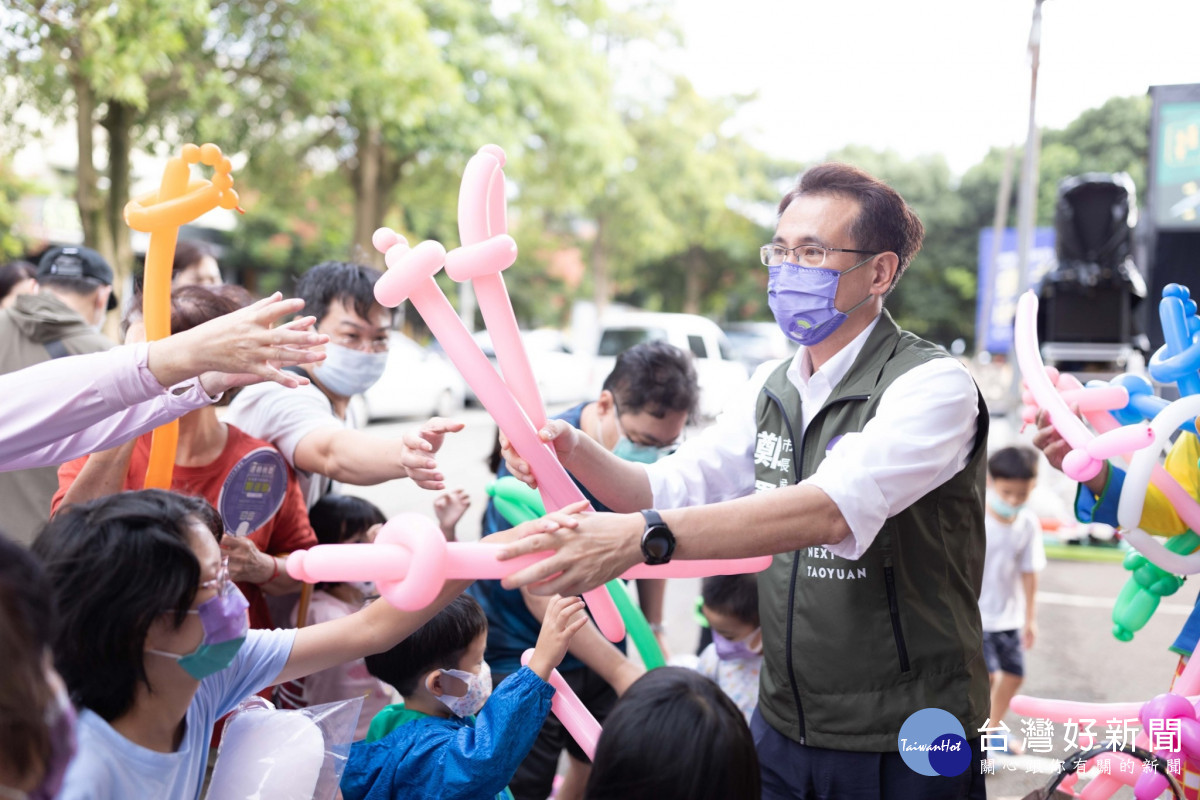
[
  {"xmin": 607, "ymin": 578, "xmax": 666, "ymax": 670},
  {"xmin": 487, "ymin": 478, "xmax": 664, "ymax": 668},
  {"xmin": 488, "ymin": 476, "xmax": 546, "ymax": 526},
  {"xmin": 1111, "ymin": 529, "xmax": 1199, "ymax": 642}
]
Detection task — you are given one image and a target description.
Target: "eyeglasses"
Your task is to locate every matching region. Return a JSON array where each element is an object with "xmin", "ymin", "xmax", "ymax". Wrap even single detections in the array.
[
  {"xmin": 329, "ymin": 331, "xmax": 390, "ymax": 353},
  {"xmin": 613, "ymin": 401, "xmax": 684, "ymax": 454},
  {"xmin": 199, "ymin": 558, "xmax": 232, "ymax": 595},
  {"xmin": 760, "ymin": 243, "xmax": 877, "ymax": 269}
]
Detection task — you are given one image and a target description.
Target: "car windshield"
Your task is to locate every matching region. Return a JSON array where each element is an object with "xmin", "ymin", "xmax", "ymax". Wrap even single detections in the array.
[{"xmin": 598, "ymin": 327, "xmax": 667, "ymax": 356}]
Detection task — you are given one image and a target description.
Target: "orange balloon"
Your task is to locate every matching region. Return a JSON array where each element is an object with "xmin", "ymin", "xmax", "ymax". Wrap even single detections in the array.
[{"xmin": 122, "ymin": 144, "xmax": 241, "ymax": 489}]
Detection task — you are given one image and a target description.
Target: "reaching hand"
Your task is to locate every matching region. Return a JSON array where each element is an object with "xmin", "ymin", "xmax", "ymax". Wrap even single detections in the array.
[
  {"xmin": 500, "ymin": 419, "xmax": 581, "ymax": 489},
  {"xmin": 499, "ymin": 509, "xmax": 643, "ymax": 596},
  {"xmin": 402, "ymin": 418, "xmax": 466, "ymax": 489},
  {"xmin": 149, "ymin": 293, "xmax": 330, "ymax": 393},
  {"xmin": 433, "ymin": 488, "xmax": 472, "ymax": 540},
  {"xmin": 526, "ymin": 594, "xmax": 589, "ymax": 680}
]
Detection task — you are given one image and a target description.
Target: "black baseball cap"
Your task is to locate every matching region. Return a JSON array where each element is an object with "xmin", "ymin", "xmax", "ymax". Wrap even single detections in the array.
[{"xmin": 37, "ymin": 245, "xmax": 118, "ymax": 311}]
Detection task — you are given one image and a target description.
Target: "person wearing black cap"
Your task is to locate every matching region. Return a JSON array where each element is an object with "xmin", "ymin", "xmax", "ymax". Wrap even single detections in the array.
[{"xmin": 0, "ymin": 244, "xmax": 116, "ymax": 544}]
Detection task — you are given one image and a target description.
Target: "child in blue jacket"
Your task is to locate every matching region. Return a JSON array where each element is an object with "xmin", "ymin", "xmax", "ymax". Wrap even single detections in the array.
[{"xmin": 341, "ymin": 593, "xmax": 588, "ymax": 800}]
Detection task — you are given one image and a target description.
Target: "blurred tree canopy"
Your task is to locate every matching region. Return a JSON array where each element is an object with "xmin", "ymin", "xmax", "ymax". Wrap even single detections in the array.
[{"xmin": 2, "ymin": 1, "xmax": 1153, "ymax": 348}]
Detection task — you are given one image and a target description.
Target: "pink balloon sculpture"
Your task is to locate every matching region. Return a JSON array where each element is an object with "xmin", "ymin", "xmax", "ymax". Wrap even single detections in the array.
[
  {"xmin": 1011, "ymin": 651, "xmax": 1200, "ymax": 798},
  {"xmin": 371, "ymin": 228, "xmax": 622, "ymax": 640},
  {"xmin": 446, "ymin": 145, "xmax": 546, "ymax": 431},
  {"xmin": 287, "ymin": 514, "xmax": 772, "ymax": 613},
  {"xmin": 521, "ymin": 648, "xmax": 601, "ymax": 760},
  {"xmin": 1016, "ymin": 290, "xmax": 1200, "ymax": 575}
]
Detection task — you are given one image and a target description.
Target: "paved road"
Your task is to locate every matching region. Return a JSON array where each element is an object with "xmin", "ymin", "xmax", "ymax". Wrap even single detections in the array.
[{"xmin": 345, "ymin": 405, "xmax": 1188, "ymax": 798}]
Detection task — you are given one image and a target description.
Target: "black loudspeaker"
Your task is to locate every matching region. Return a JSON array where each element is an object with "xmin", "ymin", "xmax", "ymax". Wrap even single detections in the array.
[
  {"xmin": 1037, "ymin": 173, "xmax": 1146, "ymax": 347},
  {"xmin": 1142, "ymin": 231, "xmax": 1200, "ymax": 350}
]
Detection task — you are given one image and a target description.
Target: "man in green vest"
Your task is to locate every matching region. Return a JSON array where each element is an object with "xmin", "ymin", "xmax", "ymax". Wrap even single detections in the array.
[{"xmin": 498, "ymin": 163, "xmax": 989, "ymax": 799}]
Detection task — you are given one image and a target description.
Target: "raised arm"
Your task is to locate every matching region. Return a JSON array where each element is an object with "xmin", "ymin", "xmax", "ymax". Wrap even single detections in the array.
[{"xmin": 292, "ymin": 417, "xmax": 465, "ymax": 490}]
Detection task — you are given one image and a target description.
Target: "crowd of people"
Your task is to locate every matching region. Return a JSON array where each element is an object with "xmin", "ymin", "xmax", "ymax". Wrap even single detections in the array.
[{"xmin": 0, "ymin": 161, "xmax": 1089, "ymax": 800}]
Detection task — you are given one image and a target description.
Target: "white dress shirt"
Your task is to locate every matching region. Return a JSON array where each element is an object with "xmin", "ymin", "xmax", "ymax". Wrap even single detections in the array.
[{"xmin": 645, "ymin": 314, "xmax": 980, "ymax": 560}]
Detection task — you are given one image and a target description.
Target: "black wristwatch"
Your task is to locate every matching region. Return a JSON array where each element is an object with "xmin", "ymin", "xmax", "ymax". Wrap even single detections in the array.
[{"xmin": 639, "ymin": 509, "xmax": 676, "ymax": 565}]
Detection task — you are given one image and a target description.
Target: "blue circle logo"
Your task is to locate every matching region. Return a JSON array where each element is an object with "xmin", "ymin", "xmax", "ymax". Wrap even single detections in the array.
[{"xmin": 898, "ymin": 708, "xmax": 971, "ymax": 777}]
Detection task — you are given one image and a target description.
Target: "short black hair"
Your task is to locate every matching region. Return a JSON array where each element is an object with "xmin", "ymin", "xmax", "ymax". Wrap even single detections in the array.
[
  {"xmin": 988, "ymin": 446, "xmax": 1039, "ymax": 481},
  {"xmin": 701, "ymin": 574, "xmax": 759, "ymax": 627},
  {"xmin": 294, "ymin": 261, "xmax": 389, "ymax": 327},
  {"xmin": 585, "ymin": 667, "xmax": 761, "ymax": 800},
  {"xmin": 364, "ymin": 594, "xmax": 487, "ymax": 696},
  {"xmin": 778, "ymin": 162, "xmax": 925, "ymax": 294},
  {"xmin": 31, "ymin": 490, "xmax": 223, "ymax": 722},
  {"xmin": 0, "ymin": 536, "xmax": 55, "ymax": 785},
  {"xmin": 307, "ymin": 495, "xmax": 387, "ymax": 592},
  {"xmin": 308, "ymin": 494, "xmax": 387, "ymax": 546},
  {"xmin": 602, "ymin": 341, "xmax": 699, "ymax": 419}
]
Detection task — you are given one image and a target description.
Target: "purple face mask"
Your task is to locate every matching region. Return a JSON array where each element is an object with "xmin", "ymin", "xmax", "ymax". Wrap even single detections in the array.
[
  {"xmin": 712, "ymin": 629, "xmax": 763, "ymax": 662},
  {"xmin": 767, "ymin": 259, "xmax": 874, "ymax": 347}
]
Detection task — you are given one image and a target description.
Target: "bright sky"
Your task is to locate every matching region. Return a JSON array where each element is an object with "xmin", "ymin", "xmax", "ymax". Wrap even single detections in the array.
[{"xmin": 662, "ymin": 0, "xmax": 1200, "ymax": 176}]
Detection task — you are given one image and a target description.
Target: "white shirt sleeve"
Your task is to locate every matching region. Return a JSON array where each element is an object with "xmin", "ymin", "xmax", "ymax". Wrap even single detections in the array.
[
  {"xmin": 1019, "ymin": 512, "xmax": 1047, "ymax": 573},
  {"xmin": 224, "ymin": 382, "xmax": 341, "ymax": 468},
  {"xmin": 811, "ymin": 356, "xmax": 980, "ymax": 560},
  {"xmin": 645, "ymin": 360, "xmax": 780, "ymax": 509}
]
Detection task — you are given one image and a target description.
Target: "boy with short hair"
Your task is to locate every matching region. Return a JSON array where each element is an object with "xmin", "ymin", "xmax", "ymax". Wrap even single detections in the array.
[
  {"xmin": 341, "ymin": 593, "xmax": 587, "ymax": 800},
  {"xmin": 980, "ymin": 445, "xmax": 1046, "ymax": 746},
  {"xmin": 695, "ymin": 574, "xmax": 763, "ymax": 723}
]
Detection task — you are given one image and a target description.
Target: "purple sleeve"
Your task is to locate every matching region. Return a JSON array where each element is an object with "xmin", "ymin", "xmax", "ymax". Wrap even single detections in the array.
[{"xmin": 0, "ymin": 343, "xmax": 217, "ymax": 471}]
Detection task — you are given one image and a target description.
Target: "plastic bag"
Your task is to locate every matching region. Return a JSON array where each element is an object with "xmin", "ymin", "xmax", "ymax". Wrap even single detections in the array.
[{"xmin": 205, "ymin": 694, "xmax": 364, "ymax": 800}]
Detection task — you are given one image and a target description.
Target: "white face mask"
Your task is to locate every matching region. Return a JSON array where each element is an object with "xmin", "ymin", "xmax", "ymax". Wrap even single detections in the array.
[
  {"xmin": 434, "ymin": 661, "xmax": 492, "ymax": 718},
  {"xmin": 314, "ymin": 342, "xmax": 388, "ymax": 397}
]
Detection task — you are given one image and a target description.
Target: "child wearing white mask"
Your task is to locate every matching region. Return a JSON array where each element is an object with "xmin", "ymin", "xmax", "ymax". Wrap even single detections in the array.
[
  {"xmin": 343, "ymin": 593, "xmax": 588, "ymax": 800},
  {"xmin": 695, "ymin": 574, "xmax": 763, "ymax": 724},
  {"xmin": 979, "ymin": 445, "xmax": 1046, "ymax": 752}
]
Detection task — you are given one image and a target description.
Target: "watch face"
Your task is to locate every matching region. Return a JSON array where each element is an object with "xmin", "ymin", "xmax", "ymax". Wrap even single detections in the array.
[{"xmin": 645, "ymin": 529, "xmax": 672, "ymax": 560}]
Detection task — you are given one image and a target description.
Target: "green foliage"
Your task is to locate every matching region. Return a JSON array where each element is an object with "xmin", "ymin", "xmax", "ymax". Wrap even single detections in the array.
[
  {"xmin": 0, "ymin": 0, "xmax": 1159, "ymax": 347},
  {"xmin": 0, "ymin": 158, "xmax": 33, "ymax": 259}
]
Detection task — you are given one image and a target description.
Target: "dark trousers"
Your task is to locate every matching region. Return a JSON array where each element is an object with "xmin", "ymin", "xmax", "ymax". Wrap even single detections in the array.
[
  {"xmin": 751, "ymin": 709, "xmax": 988, "ymax": 800},
  {"xmin": 495, "ymin": 666, "xmax": 618, "ymax": 800}
]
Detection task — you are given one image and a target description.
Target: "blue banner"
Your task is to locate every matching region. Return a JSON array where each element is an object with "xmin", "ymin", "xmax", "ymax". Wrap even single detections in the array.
[{"xmin": 975, "ymin": 227, "xmax": 1056, "ymax": 353}]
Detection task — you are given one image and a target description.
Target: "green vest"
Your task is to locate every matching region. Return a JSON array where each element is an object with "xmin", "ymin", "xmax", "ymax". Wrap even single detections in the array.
[{"xmin": 753, "ymin": 311, "xmax": 990, "ymax": 752}]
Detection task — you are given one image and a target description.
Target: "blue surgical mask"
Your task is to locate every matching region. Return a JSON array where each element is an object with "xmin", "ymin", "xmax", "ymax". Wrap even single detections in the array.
[
  {"xmin": 767, "ymin": 258, "xmax": 873, "ymax": 347},
  {"xmin": 613, "ymin": 438, "xmax": 663, "ymax": 464},
  {"xmin": 987, "ymin": 490, "xmax": 1023, "ymax": 520},
  {"xmin": 315, "ymin": 342, "xmax": 389, "ymax": 397},
  {"xmin": 609, "ymin": 401, "xmax": 678, "ymax": 464}
]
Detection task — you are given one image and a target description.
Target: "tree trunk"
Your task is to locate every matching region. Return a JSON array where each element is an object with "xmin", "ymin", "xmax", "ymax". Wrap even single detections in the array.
[
  {"xmin": 590, "ymin": 215, "xmax": 609, "ymax": 316},
  {"xmin": 102, "ymin": 100, "xmax": 135, "ymax": 299},
  {"xmin": 352, "ymin": 124, "xmax": 383, "ymax": 266},
  {"xmin": 683, "ymin": 246, "xmax": 704, "ymax": 315},
  {"xmin": 73, "ymin": 77, "xmax": 105, "ymax": 256}
]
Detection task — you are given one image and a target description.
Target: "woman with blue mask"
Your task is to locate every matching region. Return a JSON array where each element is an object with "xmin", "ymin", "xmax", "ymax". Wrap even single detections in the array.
[
  {"xmin": 470, "ymin": 340, "xmax": 699, "ymax": 800},
  {"xmin": 31, "ymin": 488, "xmax": 557, "ymax": 800}
]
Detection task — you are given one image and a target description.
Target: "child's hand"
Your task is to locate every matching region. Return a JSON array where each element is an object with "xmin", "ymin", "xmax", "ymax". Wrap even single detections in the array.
[
  {"xmin": 433, "ymin": 488, "xmax": 471, "ymax": 541},
  {"xmin": 527, "ymin": 594, "xmax": 588, "ymax": 681}
]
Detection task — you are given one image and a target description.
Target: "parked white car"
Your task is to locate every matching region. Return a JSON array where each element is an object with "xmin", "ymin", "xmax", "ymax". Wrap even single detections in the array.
[
  {"xmin": 588, "ymin": 311, "xmax": 749, "ymax": 419},
  {"xmin": 723, "ymin": 321, "xmax": 797, "ymax": 371},
  {"xmin": 461, "ymin": 328, "xmax": 592, "ymax": 408},
  {"xmin": 356, "ymin": 331, "xmax": 467, "ymax": 421}
]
